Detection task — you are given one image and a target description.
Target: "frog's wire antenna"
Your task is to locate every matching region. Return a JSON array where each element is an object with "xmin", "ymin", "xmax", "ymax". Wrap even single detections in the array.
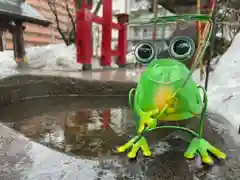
[
  {"xmin": 152, "ymin": 0, "xmax": 158, "ymax": 49},
  {"xmin": 199, "ymin": 0, "xmax": 216, "ymax": 137},
  {"xmin": 204, "ymin": 0, "xmax": 217, "ymax": 91},
  {"xmin": 196, "ymin": 0, "xmax": 204, "ymax": 79}
]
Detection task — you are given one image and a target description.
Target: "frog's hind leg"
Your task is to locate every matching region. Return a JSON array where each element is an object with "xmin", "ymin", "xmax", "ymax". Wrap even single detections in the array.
[{"xmin": 184, "ymin": 86, "xmax": 226, "ymax": 164}]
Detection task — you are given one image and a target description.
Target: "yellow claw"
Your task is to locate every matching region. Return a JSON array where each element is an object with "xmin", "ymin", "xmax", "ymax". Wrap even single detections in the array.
[
  {"xmin": 117, "ymin": 136, "xmax": 138, "ymax": 153},
  {"xmin": 202, "ymin": 156, "xmax": 213, "ymax": 164},
  {"xmin": 208, "ymin": 145, "xmax": 227, "ymax": 159},
  {"xmin": 199, "ymin": 149, "xmax": 213, "ymax": 164},
  {"xmin": 216, "ymin": 152, "xmax": 227, "ymax": 159},
  {"xmin": 127, "ymin": 144, "xmax": 140, "ymax": 158},
  {"xmin": 117, "ymin": 144, "xmax": 129, "ymax": 153},
  {"xmin": 140, "ymin": 137, "xmax": 152, "ymax": 157},
  {"xmin": 184, "ymin": 152, "xmax": 195, "ymax": 159},
  {"xmin": 143, "ymin": 150, "xmax": 152, "ymax": 157}
]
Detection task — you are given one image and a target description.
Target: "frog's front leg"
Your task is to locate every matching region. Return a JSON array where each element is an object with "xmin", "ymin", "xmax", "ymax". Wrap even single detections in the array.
[{"xmin": 117, "ymin": 109, "xmax": 158, "ymax": 158}]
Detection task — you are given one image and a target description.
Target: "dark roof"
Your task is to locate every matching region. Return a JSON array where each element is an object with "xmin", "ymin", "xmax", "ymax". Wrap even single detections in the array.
[{"xmin": 0, "ymin": 0, "xmax": 51, "ymax": 26}]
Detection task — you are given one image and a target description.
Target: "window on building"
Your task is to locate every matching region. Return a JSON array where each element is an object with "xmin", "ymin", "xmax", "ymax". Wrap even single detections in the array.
[
  {"xmin": 143, "ymin": 27, "xmax": 152, "ymax": 38},
  {"xmin": 133, "ymin": 27, "xmax": 141, "ymax": 37},
  {"xmin": 143, "ymin": 29, "xmax": 147, "ymax": 37},
  {"xmin": 156, "ymin": 25, "xmax": 164, "ymax": 37}
]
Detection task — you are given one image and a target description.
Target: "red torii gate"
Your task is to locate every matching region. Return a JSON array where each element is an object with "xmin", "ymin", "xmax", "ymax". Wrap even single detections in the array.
[{"xmin": 76, "ymin": 0, "xmax": 129, "ymax": 70}]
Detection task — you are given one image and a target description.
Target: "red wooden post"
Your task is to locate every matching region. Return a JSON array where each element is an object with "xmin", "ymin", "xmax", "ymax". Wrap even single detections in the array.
[
  {"xmin": 76, "ymin": 9, "xmax": 82, "ymax": 64},
  {"xmin": 101, "ymin": 0, "xmax": 112, "ymax": 66},
  {"xmin": 76, "ymin": 0, "xmax": 93, "ymax": 68},
  {"xmin": 116, "ymin": 14, "xmax": 128, "ymax": 66},
  {"xmin": 76, "ymin": 8, "xmax": 93, "ymax": 66},
  {"xmin": 76, "ymin": 0, "xmax": 128, "ymax": 68}
]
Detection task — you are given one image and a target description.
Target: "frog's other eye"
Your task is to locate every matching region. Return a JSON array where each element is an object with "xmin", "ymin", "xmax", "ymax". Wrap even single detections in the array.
[
  {"xmin": 134, "ymin": 42, "xmax": 155, "ymax": 65},
  {"xmin": 168, "ymin": 36, "xmax": 196, "ymax": 61}
]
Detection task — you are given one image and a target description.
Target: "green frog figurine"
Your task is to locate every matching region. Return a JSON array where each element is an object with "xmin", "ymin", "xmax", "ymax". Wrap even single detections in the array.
[{"xmin": 117, "ymin": 59, "xmax": 226, "ymax": 165}]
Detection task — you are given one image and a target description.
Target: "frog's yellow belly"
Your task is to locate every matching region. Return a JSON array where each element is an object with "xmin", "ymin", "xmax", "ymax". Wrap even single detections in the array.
[{"xmin": 153, "ymin": 86, "xmax": 199, "ymax": 121}]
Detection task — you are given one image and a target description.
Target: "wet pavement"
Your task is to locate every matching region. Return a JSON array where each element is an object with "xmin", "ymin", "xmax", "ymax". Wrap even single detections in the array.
[
  {"xmin": 0, "ymin": 68, "xmax": 239, "ymax": 179},
  {"xmin": 10, "ymin": 67, "xmax": 145, "ymax": 82},
  {"xmin": 0, "ymin": 96, "xmax": 239, "ymax": 180}
]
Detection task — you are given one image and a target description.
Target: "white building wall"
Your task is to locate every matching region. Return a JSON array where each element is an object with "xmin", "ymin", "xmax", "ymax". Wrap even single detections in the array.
[{"xmin": 127, "ymin": 0, "xmax": 176, "ymax": 51}]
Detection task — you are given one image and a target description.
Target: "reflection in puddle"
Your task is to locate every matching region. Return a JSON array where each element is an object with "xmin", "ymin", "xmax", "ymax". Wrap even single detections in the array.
[
  {"xmin": 4, "ymin": 106, "xmax": 136, "ymax": 158},
  {"xmin": 0, "ymin": 97, "xmax": 192, "ymax": 159}
]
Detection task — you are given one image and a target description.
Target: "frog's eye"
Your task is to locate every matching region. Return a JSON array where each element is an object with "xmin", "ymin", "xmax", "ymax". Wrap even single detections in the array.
[
  {"xmin": 168, "ymin": 36, "xmax": 196, "ymax": 61},
  {"xmin": 134, "ymin": 42, "xmax": 155, "ymax": 64}
]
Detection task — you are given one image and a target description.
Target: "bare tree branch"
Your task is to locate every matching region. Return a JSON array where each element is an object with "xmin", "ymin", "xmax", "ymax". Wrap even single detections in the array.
[
  {"xmin": 93, "ymin": 0, "xmax": 102, "ymax": 15},
  {"xmin": 64, "ymin": 0, "xmax": 76, "ymax": 42},
  {"xmin": 69, "ymin": 0, "xmax": 103, "ymax": 43},
  {"xmin": 48, "ymin": 0, "xmax": 103, "ymax": 46},
  {"xmin": 48, "ymin": 0, "xmax": 70, "ymax": 45}
]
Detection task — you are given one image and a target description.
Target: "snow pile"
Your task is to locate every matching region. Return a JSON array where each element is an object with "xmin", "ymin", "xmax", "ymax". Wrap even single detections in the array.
[
  {"xmin": 206, "ymin": 33, "xmax": 240, "ymax": 129},
  {"xmin": 0, "ymin": 43, "xmax": 135, "ymax": 74},
  {"xmin": 0, "ymin": 51, "xmax": 16, "ymax": 69},
  {"xmin": 192, "ymin": 33, "xmax": 240, "ymax": 130},
  {"xmin": 0, "ymin": 51, "xmax": 18, "ymax": 76},
  {"xmin": 26, "ymin": 43, "xmax": 98, "ymax": 70},
  {"xmin": 25, "ymin": 43, "xmax": 135, "ymax": 70}
]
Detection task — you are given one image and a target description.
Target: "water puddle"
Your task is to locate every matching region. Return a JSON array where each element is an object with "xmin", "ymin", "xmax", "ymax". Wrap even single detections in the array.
[
  {"xmin": 0, "ymin": 96, "xmax": 175, "ymax": 158},
  {"xmin": 0, "ymin": 97, "xmax": 239, "ymax": 179}
]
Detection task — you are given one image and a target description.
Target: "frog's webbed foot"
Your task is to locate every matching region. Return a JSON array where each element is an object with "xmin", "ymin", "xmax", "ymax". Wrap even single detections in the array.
[
  {"xmin": 117, "ymin": 109, "xmax": 158, "ymax": 159},
  {"xmin": 117, "ymin": 136, "xmax": 152, "ymax": 159},
  {"xmin": 184, "ymin": 138, "xmax": 227, "ymax": 165}
]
